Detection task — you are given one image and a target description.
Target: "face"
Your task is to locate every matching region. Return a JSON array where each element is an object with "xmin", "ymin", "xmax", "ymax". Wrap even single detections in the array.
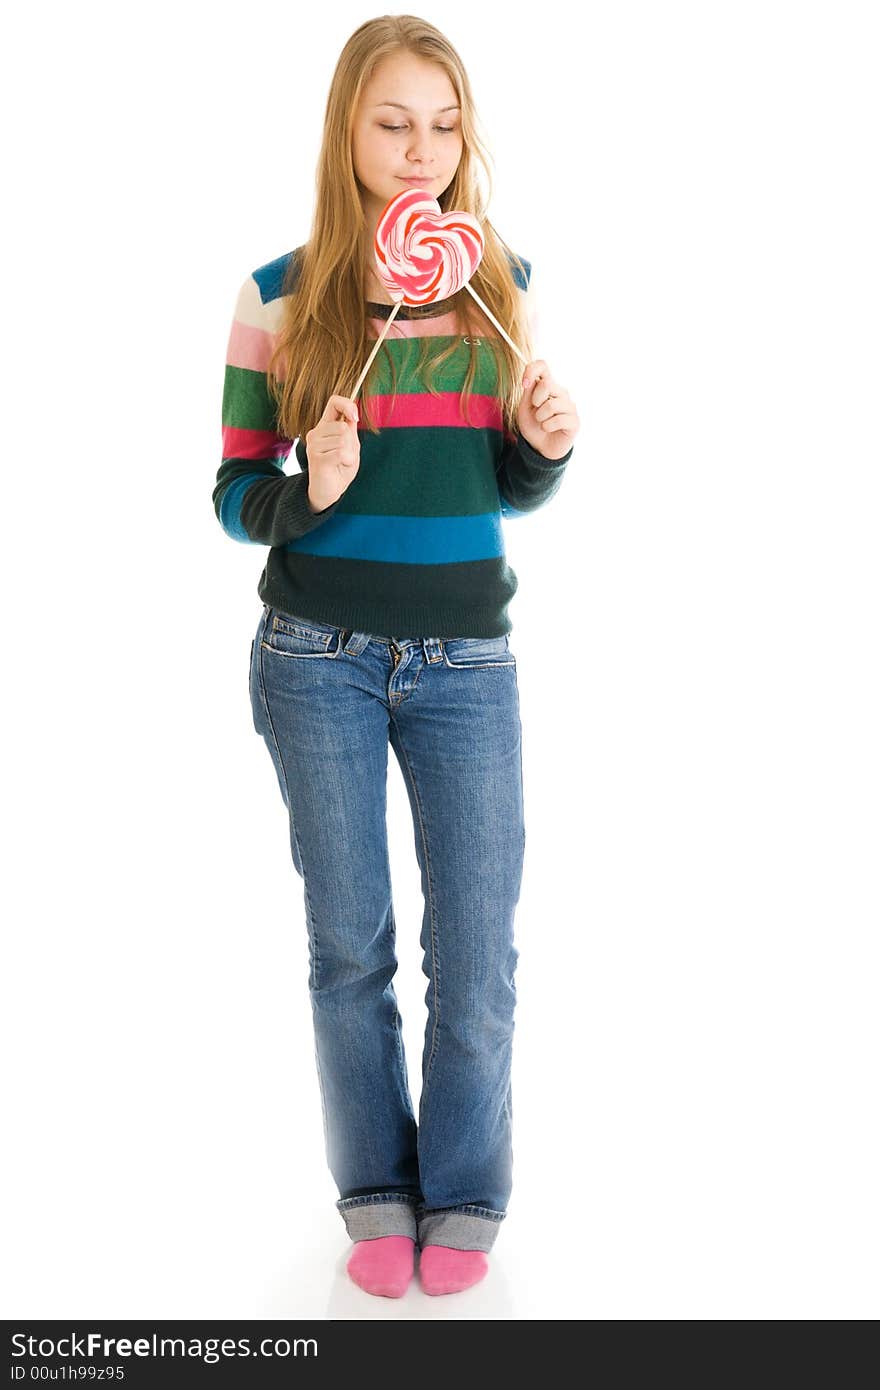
[{"xmin": 352, "ymin": 51, "xmax": 464, "ymax": 236}]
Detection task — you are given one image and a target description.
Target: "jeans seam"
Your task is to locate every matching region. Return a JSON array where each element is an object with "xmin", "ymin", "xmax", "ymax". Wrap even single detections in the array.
[
  {"xmin": 257, "ymin": 631, "xmax": 331, "ymax": 1153},
  {"xmin": 387, "ymin": 899, "xmax": 414, "ymax": 1121},
  {"xmin": 388, "ymin": 712, "xmax": 441, "ymax": 1093},
  {"xmin": 417, "ymin": 1206, "xmax": 505, "ymax": 1223},
  {"xmin": 337, "ymin": 1195, "xmax": 421, "ymax": 1209},
  {"xmin": 257, "ymin": 634, "xmax": 323, "ymax": 988}
]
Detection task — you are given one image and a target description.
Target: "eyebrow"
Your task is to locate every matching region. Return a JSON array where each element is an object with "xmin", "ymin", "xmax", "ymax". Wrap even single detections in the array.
[{"xmin": 373, "ymin": 102, "xmax": 460, "ymax": 112}]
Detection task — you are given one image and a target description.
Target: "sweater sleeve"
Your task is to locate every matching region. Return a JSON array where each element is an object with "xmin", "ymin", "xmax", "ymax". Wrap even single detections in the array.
[
  {"xmin": 213, "ymin": 273, "xmax": 343, "ymax": 547},
  {"xmin": 496, "ymin": 262, "xmax": 573, "ymax": 519},
  {"xmin": 496, "ymin": 428, "xmax": 572, "ymax": 517}
]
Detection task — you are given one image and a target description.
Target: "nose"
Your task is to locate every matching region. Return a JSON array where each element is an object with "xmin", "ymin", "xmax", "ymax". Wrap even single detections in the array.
[{"xmin": 406, "ymin": 136, "xmax": 433, "ymax": 163}]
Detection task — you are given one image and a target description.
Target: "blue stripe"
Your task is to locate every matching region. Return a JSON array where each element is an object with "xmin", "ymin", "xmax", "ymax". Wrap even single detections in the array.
[
  {"xmin": 284, "ymin": 511, "xmax": 507, "ymax": 563},
  {"xmin": 219, "ymin": 473, "xmax": 267, "ymax": 544},
  {"xmin": 253, "ymin": 250, "xmax": 299, "ymax": 304},
  {"xmin": 508, "ymin": 254, "xmax": 531, "ymax": 291}
]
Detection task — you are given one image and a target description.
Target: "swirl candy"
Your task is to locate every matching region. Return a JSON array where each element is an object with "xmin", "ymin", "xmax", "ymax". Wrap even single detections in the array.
[
  {"xmin": 349, "ymin": 188, "xmax": 527, "ymax": 404},
  {"xmin": 373, "ymin": 187, "xmax": 484, "ymax": 304}
]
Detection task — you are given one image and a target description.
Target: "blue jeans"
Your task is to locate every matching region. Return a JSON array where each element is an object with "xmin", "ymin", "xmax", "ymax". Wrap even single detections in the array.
[{"xmin": 248, "ymin": 603, "xmax": 526, "ymax": 1253}]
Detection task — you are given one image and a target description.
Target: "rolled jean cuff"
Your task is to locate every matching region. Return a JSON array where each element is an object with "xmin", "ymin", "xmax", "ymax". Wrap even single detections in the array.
[
  {"xmin": 416, "ymin": 1206, "xmax": 506, "ymax": 1253},
  {"xmin": 336, "ymin": 1195, "xmax": 419, "ymax": 1241}
]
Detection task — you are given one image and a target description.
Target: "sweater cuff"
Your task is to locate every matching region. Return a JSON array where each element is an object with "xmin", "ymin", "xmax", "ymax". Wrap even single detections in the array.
[
  {"xmin": 279, "ymin": 475, "xmax": 343, "ymax": 536},
  {"xmin": 516, "ymin": 429, "xmax": 573, "ymax": 468}
]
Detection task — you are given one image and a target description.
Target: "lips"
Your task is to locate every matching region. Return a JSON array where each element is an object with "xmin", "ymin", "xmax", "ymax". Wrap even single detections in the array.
[{"xmin": 399, "ymin": 177, "xmax": 433, "ymax": 183}]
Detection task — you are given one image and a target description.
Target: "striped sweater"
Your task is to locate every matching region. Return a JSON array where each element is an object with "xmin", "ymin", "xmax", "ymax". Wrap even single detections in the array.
[{"xmin": 214, "ymin": 247, "xmax": 572, "ymax": 637}]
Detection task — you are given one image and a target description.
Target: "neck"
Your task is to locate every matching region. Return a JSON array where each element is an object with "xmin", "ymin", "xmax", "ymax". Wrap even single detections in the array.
[{"xmin": 359, "ymin": 221, "xmax": 396, "ymax": 303}]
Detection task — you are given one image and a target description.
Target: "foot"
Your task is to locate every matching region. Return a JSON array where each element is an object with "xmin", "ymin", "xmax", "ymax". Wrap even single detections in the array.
[
  {"xmin": 419, "ymin": 1244, "xmax": 489, "ymax": 1295},
  {"xmin": 346, "ymin": 1235, "xmax": 416, "ymax": 1298}
]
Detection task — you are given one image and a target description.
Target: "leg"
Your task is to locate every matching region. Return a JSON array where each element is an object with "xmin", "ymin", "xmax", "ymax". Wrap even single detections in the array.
[
  {"xmin": 249, "ymin": 607, "xmax": 421, "ymax": 1240},
  {"xmin": 387, "ymin": 634, "xmax": 526, "ymax": 1254}
]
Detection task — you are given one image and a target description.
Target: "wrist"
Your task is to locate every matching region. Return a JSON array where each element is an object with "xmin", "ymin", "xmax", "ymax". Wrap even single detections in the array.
[
  {"xmin": 516, "ymin": 427, "xmax": 572, "ymax": 466},
  {"xmin": 307, "ymin": 488, "xmax": 335, "ymax": 515}
]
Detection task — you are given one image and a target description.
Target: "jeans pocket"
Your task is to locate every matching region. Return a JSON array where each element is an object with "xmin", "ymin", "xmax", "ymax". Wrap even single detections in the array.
[
  {"xmin": 261, "ymin": 608, "xmax": 343, "ymax": 659},
  {"xmin": 442, "ymin": 635, "xmax": 516, "ymax": 668}
]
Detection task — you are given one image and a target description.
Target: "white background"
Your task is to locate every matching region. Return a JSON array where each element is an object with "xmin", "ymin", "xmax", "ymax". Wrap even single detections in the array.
[{"xmin": 2, "ymin": 0, "xmax": 878, "ymax": 1320}]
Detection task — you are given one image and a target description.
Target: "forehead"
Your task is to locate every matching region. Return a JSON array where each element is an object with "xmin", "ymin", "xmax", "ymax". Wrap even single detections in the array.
[{"xmin": 363, "ymin": 52, "xmax": 458, "ymax": 106}]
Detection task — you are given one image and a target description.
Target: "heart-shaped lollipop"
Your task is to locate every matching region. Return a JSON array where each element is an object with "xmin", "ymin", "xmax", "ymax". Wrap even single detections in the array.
[
  {"xmin": 374, "ymin": 187, "xmax": 484, "ymax": 305},
  {"xmin": 349, "ymin": 188, "xmax": 527, "ymax": 404}
]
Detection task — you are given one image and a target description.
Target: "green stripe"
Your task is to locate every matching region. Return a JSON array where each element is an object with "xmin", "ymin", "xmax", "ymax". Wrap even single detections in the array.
[
  {"xmin": 222, "ymin": 364, "xmax": 278, "ymax": 430},
  {"xmin": 224, "ymin": 339, "xmax": 507, "ymax": 433},
  {"xmin": 352, "ymin": 428, "xmax": 500, "ymax": 515},
  {"xmin": 367, "ymin": 336, "xmax": 506, "ymax": 394}
]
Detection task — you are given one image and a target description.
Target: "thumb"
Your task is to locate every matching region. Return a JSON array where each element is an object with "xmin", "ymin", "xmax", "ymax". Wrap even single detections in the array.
[{"xmin": 324, "ymin": 394, "xmax": 359, "ymax": 425}]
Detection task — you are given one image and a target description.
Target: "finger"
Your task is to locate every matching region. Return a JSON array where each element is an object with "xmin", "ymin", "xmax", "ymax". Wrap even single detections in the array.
[
  {"xmin": 539, "ymin": 412, "xmax": 577, "ymax": 434},
  {"xmin": 535, "ymin": 393, "xmax": 569, "ymax": 422},
  {"xmin": 533, "ymin": 377, "xmax": 561, "ymax": 409},
  {"xmin": 313, "ymin": 427, "xmax": 350, "ymax": 454},
  {"xmin": 528, "ymin": 378, "xmax": 561, "ymax": 408},
  {"xmin": 322, "ymin": 394, "xmax": 359, "ymax": 424},
  {"xmin": 521, "ymin": 359, "xmax": 549, "ymax": 392},
  {"xmin": 321, "ymin": 422, "xmax": 354, "ymax": 441}
]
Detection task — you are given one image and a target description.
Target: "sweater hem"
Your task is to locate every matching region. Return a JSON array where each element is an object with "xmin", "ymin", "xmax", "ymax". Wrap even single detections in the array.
[{"xmin": 256, "ymin": 583, "xmax": 513, "ymax": 639}]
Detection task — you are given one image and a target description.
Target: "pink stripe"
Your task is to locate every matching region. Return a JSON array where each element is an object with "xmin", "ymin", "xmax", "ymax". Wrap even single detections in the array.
[
  {"xmin": 226, "ymin": 319, "xmax": 275, "ymax": 373},
  {"xmin": 366, "ymin": 311, "xmax": 503, "ymax": 341},
  {"xmin": 367, "ymin": 312, "xmax": 459, "ymax": 339},
  {"xmin": 368, "ymin": 392, "xmax": 504, "ymax": 430},
  {"xmin": 222, "ymin": 425, "xmax": 290, "ymax": 460}
]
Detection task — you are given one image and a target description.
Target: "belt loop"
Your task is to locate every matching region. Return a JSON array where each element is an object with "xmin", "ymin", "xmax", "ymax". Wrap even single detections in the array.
[{"xmin": 422, "ymin": 636, "xmax": 444, "ymax": 664}]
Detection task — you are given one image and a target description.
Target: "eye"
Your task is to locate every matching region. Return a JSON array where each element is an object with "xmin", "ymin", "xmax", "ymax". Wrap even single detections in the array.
[{"xmin": 379, "ymin": 124, "xmax": 457, "ymax": 134}]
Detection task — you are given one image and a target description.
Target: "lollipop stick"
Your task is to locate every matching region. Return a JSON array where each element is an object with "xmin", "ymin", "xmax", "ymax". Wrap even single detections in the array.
[
  {"xmin": 464, "ymin": 283, "xmax": 528, "ymax": 364},
  {"xmin": 349, "ymin": 300, "xmax": 403, "ymax": 402}
]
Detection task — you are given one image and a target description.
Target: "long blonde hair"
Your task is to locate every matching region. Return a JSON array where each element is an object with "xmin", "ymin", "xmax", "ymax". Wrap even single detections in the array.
[{"xmin": 266, "ymin": 14, "xmax": 533, "ymax": 441}]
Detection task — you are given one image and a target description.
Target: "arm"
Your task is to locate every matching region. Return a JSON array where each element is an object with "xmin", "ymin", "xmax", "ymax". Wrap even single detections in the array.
[
  {"xmin": 213, "ymin": 274, "xmax": 342, "ymax": 547},
  {"xmin": 495, "ymin": 263, "xmax": 573, "ymax": 519},
  {"xmin": 496, "ymin": 427, "xmax": 572, "ymax": 518}
]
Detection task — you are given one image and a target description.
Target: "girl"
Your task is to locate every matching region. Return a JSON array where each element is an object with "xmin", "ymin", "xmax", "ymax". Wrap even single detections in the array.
[{"xmin": 214, "ymin": 15, "xmax": 579, "ymax": 1299}]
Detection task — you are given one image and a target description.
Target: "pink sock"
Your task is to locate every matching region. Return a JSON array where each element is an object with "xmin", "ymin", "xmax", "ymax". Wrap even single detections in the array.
[
  {"xmin": 419, "ymin": 1244, "xmax": 489, "ymax": 1295},
  {"xmin": 346, "ymin": 1235, "xmax": 416, "ymax": 1298}
]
